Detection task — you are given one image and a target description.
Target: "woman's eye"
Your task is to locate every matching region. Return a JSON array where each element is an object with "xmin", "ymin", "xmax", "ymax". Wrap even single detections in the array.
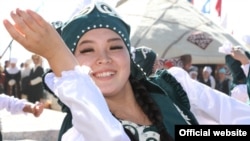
[
  {"xmin": 79, "ymin": 48, "xmax": 94, "ymax": 53},
  {"xmin": 110, "ymin": 46, "xmax": 123, "ymax": 50}
]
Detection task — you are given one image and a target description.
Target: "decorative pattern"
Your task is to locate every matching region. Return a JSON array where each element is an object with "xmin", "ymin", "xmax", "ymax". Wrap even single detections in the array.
[
  {"xmin": 187, "ymin": 31, "xmax": 213, "ymax": 49},
  {"xmin": 120, "ymin": 120, "xmax": 160, "ymax": 141}
]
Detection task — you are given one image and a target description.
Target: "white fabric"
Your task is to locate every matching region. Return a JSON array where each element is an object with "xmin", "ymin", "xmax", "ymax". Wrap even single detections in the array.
[
  {"xmin": 30, "ymin": 77, "xmax": 43, "ymax": 85},
  {"xmin": 44, "ymin": 66, "xmax": 130, "ymax": 141},
  {"xmin": 218, "ymin": 41, "xmax": 233, "ymax": 54},
  {"xmin": 6, "ymin": 67, "xmax": 19, "ymax": 74},
  {"xmin": 209, "ymin": 75, "xmax": 216, "ymax": 89},
  {"xmin": 231, "ymin": 84, "xmax": 249, "ymax": 104},
  {"xmin": 21, "ymin": 68, "xmax": 31, "ymax": 78},
  {"xmin": 0, "ymin": 94, "xmax": 26, "ymax": 114},
  {"xmin": 168, "ymin": 67, "xmax": 250, "ymax": 124},
  {"xmin": 203, "ymin": 66, "xmax": 212, "ymax": 74}
]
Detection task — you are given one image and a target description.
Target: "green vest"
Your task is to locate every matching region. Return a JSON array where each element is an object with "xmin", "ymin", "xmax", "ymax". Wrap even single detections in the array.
[{"xmin": 143, "ymin": 69, "xmax": 199, "ymax": 139}]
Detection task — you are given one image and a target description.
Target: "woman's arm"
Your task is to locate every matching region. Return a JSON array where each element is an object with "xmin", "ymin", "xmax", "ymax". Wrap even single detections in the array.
[
  {"xmin": 3, "ymin": 8, "xmax": 76, "ymax": 77},
  {"xmin": 3, "ymin": 8, "xmax": 130, "ymax": 141},
  {"xmin": 0, "ymin": 94, "xmax": 43, "ymax": 117},
  {"xmin": 168, "ymin": 67, "xmax": 250, "ymax": 124}
]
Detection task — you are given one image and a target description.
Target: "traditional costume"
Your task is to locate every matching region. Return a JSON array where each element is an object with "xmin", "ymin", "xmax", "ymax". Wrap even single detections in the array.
[
  {"xmin": 43, "ymin": 2, "xmax": 198, "ymax": 140},
  {"xmin": 4, "ymin": 58, "xmax": 21, "ymax": 98},
  {"xmin": 43, "ymin": 2, "xmax": 250, "ymax": 141}
]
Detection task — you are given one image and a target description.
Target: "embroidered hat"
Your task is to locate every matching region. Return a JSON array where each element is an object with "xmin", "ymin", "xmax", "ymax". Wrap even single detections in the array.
[
  {"xmin": 60, "ymin": 2, "xmax": 130, "ymax": 53},
  {"xmin": 134, "ymin": 46, "xmax": 157, "ymax": 76},
  {"xmin": 58, "ymin": 1, "xmax": 145, "ymax": 79}
]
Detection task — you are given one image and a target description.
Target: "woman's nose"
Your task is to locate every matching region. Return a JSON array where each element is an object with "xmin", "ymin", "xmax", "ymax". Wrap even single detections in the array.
[{"xmin": 97, "ymin": 53, "xmax": 112, "ymax": 64}]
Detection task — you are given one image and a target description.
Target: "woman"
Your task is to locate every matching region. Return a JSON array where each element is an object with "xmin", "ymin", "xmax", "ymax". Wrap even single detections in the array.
[
  {"xmin": 26, "ymin": 54, "xmax": 45, "ymax": 103},
  {"xmin": 3, "ymin": 2, "xmax": 250, "ymax": 141}
]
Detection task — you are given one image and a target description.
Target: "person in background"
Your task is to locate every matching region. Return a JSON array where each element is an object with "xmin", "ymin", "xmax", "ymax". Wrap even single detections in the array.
[
  {"xmin": 215, "ymin": 67, "xmax": 231, "ymax": 95},
  {"xmin": 200, "ymin": 66, "xmax": 216, "ymax": 88},
  {"xmin": 4, "ymin": 58, "xmax": 21, "ymax": 98},
  {"xmin": 163, "ymin": 54, "xmax": 192, "ymax": 71},
  {"xmin": 219, "ymin": 42, "xmax": 250, "ymax": 104},
  {"xmin": 20, "ymin": 59, "xmax": 32, "ymax": 99},
  {"xmin": 0, "ymin": 64, "xmax": 5, "ymax": 94},
  {"xmin": 26, "ymin": 54, "xmax": 45, "ymax": 103},
  {"xmin": 2, "ymin": 60, "xmax": 9, "ymax": 94},
  {"xmin": 220, "ymin": 43, "xmax": 250, "ymax": 104},
  {"xmin": 4, "ymin": 2, "xmax": 250, "ymax": 141},
  {"xmin": 188, "ymin": 65, "xmax": 199, "ymax": 80},
  {"xmin": 3, "ymin": 60, "xmax": 9, "ymax": 73},
  {"xmin": 0, "ymin": 94, "xmax": 44, "ymax": 141},
  {"xmin": 179, "ymin": 54, "xmax": 192, "ymax": 72}
]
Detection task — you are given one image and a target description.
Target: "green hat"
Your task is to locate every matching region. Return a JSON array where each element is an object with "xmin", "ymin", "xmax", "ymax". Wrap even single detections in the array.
[
  {"xmin": 59, "ymin": 2, "xmax": 145, "ymax": 80},
  {"xmin": 134, "ymin": 46, "xmax": 157, "ymax": 76},
  {"xmin": 61, "ymin": 2, "xmax": 130, "ymax": 53}
]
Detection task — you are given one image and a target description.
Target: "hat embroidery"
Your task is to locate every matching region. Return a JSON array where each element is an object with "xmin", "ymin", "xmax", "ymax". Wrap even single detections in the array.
[
  {"xmin": 72, "ymin": 24, "xmax": 129, "ymax": 52},
  {"xmin": 141, "ymin": 48, "xmax": 153, "ymax": 59}
]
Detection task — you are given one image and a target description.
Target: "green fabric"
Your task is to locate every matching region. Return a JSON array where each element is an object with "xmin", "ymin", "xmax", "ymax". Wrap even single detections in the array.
[
  {"xmin": 225, "ymin": 55, "xmax": 246, "ymax": 85},
  {"xmin": 139, "ymin": 69, "xmax": 199, "ymax": 139},
  {"xmin": 57, "ymin": 112, "xmax": 72, "ymax": 141},
  {"xmin": 149, "ymin": 69, "xmax": 192, "ymax": 110},
  {"xmin": 134, "ymin": 46, "xmax": 157, "ymax": 76},
  {"xmin": 247, "ymin": 67, "xmax": 250, "ymax": 98},
  {"xmin": 150, "ymin": 93, "xmax": 191, "ymax": 139}
]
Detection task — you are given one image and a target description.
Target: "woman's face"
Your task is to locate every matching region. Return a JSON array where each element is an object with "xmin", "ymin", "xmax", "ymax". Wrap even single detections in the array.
[{"xmin": 74, "ymin": 28, "xmax": 131, "ymax": 96}]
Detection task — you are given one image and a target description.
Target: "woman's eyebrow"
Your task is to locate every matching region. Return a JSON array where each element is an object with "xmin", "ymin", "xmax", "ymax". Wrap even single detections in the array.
[
  {"xmin": 78, "ymin": 40, "xmax": 94, "ymax": 46},
  {"xmin": 107, "ymin": 38, "xmax": 122, "ymax": 42}
]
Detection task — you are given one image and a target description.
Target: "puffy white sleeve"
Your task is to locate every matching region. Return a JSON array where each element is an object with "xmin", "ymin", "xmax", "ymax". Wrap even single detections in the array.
[
  {"xmin": 230, "ymin": 84, "xmax": 249, "ymax": 104},
  {"xmin": 44, "ymin": 66, "xmax": 130, "ymax": 141},
  {"xmin": 0, "ymin": 94, "xmax": 26, "ymax": 114},
  {"xmin": 168, "ymin": 67, "xmax": 250, "ymax": 124}
]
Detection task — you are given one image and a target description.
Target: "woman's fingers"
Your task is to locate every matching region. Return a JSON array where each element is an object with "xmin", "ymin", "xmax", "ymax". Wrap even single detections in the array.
[
  {"xmin": 16, "ymin": 9, "xmax": 47, "ymax": 36},
  {"xmin": 3, "ymin": 8, "xmax": 69, "ymax": 61},
  {"xmin": 3, "ymin": 9, "xmax": 32, "ymax": 48}
]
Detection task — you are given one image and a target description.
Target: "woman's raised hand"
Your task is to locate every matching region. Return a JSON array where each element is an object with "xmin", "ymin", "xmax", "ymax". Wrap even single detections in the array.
[
  {"xmin": 3, "ymin": 8, "xmax": 78, "ymax": 76},
  {"xmin": 3, "ymin": 8, "xmax": 66, "ymax": 60}
]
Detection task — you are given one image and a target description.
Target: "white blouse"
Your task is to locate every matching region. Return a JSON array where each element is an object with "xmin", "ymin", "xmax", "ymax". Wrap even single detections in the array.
[
  {"xmin": 168, "ymin": 67, "xmax": 250, "ymax": 124},
  {"xmin": 44, "ymin": 65, "xmax": 250, "ymax": 140},
  {"xmin": 44, "ymin": 66, "xmax": 130, "ymax": 141}
]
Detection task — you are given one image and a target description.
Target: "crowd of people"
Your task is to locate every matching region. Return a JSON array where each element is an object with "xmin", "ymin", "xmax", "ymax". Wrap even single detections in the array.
[{"xmin": 0, "ymin": 54, "xmax": 46, "ymax": 103}]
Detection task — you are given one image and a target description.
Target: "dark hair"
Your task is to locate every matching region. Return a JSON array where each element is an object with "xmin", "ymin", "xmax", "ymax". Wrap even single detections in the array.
[{"xmin": 128, "ymin": 76, "xmax": 174, "ymax": 141}]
